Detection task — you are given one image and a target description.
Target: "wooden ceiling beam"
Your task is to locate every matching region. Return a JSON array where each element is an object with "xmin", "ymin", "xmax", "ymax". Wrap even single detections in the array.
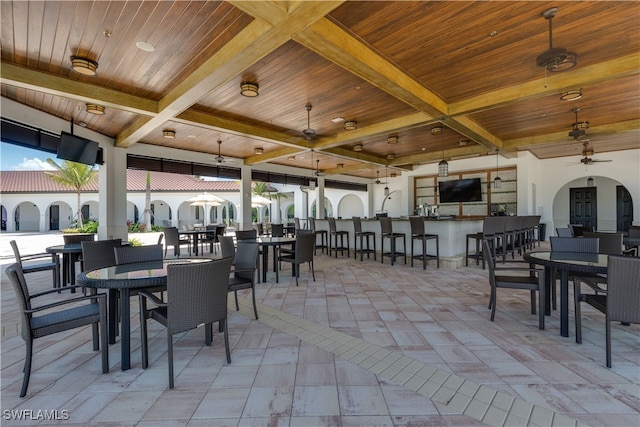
[
  {"xmin": 296, "ymin": 18, "xmax": 504, "ymax": 158},
  {"xmin": 0, "ymin": 63, "xmax": 157, "ymax": 115},
  {"xmin": 503, "ymin": 119, "xmax": 640, "ymax": 151},
  {"xmin": 245, "ymin": 146, "xmax": 305, "ymax": 165},
  {"xmin": 117, "ymin": 1, "xmax": 345, "ymax": 148},
  {"xmin": 449, "ymin": 53, "xmax": 640, "ymax": 116}
]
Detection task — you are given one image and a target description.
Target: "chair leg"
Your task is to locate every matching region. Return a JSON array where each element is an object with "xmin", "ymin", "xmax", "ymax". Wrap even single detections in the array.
[
  {"xmin": 422, "ymin": 237, "xmax": 427, "ymax": 270},
  {"xmin": 205, "ymin": 323, "xmax": 212, "ymax": 346},
  {"xmin": 435, "ymin": 236, "xmax": 440, "ymax": 268},
  {"xmin": 234, "ymin": 290, "xmax": 239, "ymax": 311},
  {"xmin": 538, "ymin": 280, "xmax": 545, "ymax": 330},
  {"xmin": 20, "ymin": 339, "xmax": 33, "ymax": 397},
  {"xmin": 223, "ymin": 319, "xmax": 231, "ymax": 364},
  {"xmin": 574, "ymin": 280, "xmax": 583, "ymax": 344},
  {"xmin": 605, "ymin": 313, "xmax": 612, "ymax": 368},
  {"xmin": 98, "ymin": 297, "xmax": 109, "ymax": 373},
  {"xmin": 167, "ymin": 332, "xmax": 174, "ymax": 389},
  {"xmin": 252, "ymin": 286, "xmax": 258, "ymax": 319},
  {"xmin": 140, "ymin": 299, "xmax": 149, "ymax": 369},
  {"xmin": 490, "ymin": 287, "xmax": 497, "ymax": 321}
]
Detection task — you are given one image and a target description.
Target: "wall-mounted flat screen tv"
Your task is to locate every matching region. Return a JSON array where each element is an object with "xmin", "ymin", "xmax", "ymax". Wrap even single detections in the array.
[
  {"xmin": 438, "ymin": 178, "xmax": 482, "ymax": 203},
  {"xmin": 57, "ymin": 131, "xmax": 99, "ymax": 166}
]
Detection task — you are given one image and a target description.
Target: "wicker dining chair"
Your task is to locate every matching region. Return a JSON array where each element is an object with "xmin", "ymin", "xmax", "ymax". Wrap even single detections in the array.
[
  {"xmin": 5, "ymin": 263, "xmax": 108, "ymax": 397},
  {"xmin": 574, "ymin": 255, "xmax": 640, "ymax": 367},
  {"xmin": 138, "ymin": 257, "xmax": 233, "ymax": 389}
]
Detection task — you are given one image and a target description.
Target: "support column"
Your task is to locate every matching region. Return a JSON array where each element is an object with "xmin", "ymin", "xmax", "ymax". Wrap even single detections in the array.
[
  {"xmin": 239, "ymin": 165, "xmax": 252, "ymax": 231},
  {"xmin": 317, "ymin": 177, "xmax": 325, "ymax": 218},
  {"xmin": 98, "ymin": 146, "xmax": 128, "ymax": 240}
]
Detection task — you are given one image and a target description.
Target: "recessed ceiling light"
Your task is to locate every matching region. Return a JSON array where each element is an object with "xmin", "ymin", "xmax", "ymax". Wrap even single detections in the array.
[
  {"xmin": 188, "ymin": 135, "xmax": 196, "ymax": 138},
  {"xmin": 331, "ymin": 117, "xmax": 345, "ymax": 123},
  {"xmin": 85, "ymin": 103, "xmax": 105, "ymax": 115},
  {"xmin": 254, "ymin": 147, "xmax": 264, "ymax": 155},
  {"xmin": 163, "ymin": 129, "xmax": 176, "ymax": 139},
  {"xmin": 353, "ymin": 143, "xmax": 363, "ymax": 152},
  {"xmin": 344, "ymin": 120, "xmax": 357, "ymax": 131},
  {"xmin": 136, "ymin": 41, "xmax": 155, "ymax": 52}
]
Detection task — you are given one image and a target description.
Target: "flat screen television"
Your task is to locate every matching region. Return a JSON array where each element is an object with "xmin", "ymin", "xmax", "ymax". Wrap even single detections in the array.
[
  {"xmin": 57, "ymin": 131, "xmax": 99, "ymax": 166},
  {"xmin": 438, "ymin": 178, "xmax": 482, "ymax": 203}
]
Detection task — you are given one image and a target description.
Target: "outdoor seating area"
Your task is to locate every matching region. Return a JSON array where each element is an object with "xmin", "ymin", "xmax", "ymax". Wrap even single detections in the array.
[{"xmin": 1, "ymin": 230, "xmax": 639, "ymax": 426}]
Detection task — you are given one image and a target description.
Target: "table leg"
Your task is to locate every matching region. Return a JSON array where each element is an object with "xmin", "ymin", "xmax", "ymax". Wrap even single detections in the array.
[
  {"xmin": 262, "ymin": 246, "xmax": 268, "ymax": 282},
  {"xmin": 544, "ymin": 267, "xmax": 552, "ymax": 316},
  {"xmin": 120, "ymin": 288, "xmax": 131, "ymax": 371},
  {"xmin": 108, "ymin": 289, "xmax": 118, "ymax": 344},
  {"xmin": 69, "ymin": 254, "xmax": 77, "ymax": 293},
  {"xmin": 560, "ymin": 270, "xmax": 569, "ymax": 337},
  {"xmin": 193, "ymin": 234, "xmax": 199, "ymax": 256},
  {"xmin": 62, "ymin": 253, "xmax": 70, "ymax": 290}
]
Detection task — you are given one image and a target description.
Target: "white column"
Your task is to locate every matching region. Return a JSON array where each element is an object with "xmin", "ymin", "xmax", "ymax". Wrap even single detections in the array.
[
  {"xmin": 98, "ymin": 146, "xmax": 128, "ymax": 240},
  {"xmin": 239, "ymin": 165, "xmax": 252, "ymax": 231},
  {"xmin": 317, "ymin": 177, "xmax": 325, "ymax": 218}
]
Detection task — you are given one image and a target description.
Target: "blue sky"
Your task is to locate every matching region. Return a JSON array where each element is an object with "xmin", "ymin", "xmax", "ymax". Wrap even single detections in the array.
[{"xmin": 1, "ymin": 142, "xmax": 58, "ymax": 171}]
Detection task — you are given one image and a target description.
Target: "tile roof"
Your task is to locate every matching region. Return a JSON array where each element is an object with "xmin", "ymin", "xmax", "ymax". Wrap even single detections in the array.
[{"xmin": 0, "ymin": 170, "xmax": 240, "ymax": 194}]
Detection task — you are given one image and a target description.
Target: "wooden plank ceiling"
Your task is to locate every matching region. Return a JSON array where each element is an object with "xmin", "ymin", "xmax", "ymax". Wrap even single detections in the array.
[{"xmin": 1, "ymin": 1, "xmax": 639, "ymax": 180}]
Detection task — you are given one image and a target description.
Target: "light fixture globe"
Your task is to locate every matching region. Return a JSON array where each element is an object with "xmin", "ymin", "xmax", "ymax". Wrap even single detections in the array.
[
  {"xmin": 493, "ymin": 176, "xmax": 502, "ymax": 189},
  {"xmin": 70, "ymin": 56, "xmax": 98, "ymax": 76},
  {"xmin": 240, "ymin": 82, "xmax": 259, "ymax": 97},
  {"xmin": 438, "ymin": 159, "xmax": 448, "ymax": 177},
  {"xmin": 85, "ymin": 103, "xmax": 105, "ymax": 115},
  {"xmin": 344, "ymin": 120, "xmax": 357, "ymax": 131}
]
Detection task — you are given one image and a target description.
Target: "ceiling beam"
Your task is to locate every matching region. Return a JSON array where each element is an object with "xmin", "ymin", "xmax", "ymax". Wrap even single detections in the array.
[
  {"xmin": 502, "ymin": 119, "xmax": 640, "ymax": 150},
  {"xmin": 295, "ymin": 17, "xmax": 503, "ymax": 158},
  {"xmin": 0, "ymin": 63, "xmax": 158, "ymax": 115},
  {"xmin": 449, "ymin": 53, "xmax": 640, "ymax": 116}
]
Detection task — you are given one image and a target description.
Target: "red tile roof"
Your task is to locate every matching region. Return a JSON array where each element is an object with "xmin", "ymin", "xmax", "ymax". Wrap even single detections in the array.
[{"xmin": 0, "ymin": 170, "xmax": 240, "ymax": 194}]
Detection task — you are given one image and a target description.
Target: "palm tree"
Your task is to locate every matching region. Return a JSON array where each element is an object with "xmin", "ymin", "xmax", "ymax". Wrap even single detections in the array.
[
  {"xmin": 45, "ymin": 159, "xmax": 97, "ymax": 228},
  {"xmin": 142, "ymin": 171, "xmax": 152, "ymax": 231}
]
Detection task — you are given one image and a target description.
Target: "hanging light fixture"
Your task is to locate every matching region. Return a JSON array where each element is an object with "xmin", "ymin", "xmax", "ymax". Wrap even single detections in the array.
[
  {"xmin": 387, "ymin": 135, "xmax": 399, "ymax": 144},
  {"xmin": 433, "ymin": 126, "xmax": 448, "ymax": 177},
  {"xmin": 353, "ymin": 143, "xmax": 363, "ymax": 152},
  {"xmin": 493, "ymin": 150, "xmax": 502, "ymax": 189},
  {"xmin": 163, "ymin": 129, "xmax": 176, "ymax": 139},
  {"xmin": 309, "ymin": 150, "xmax": 316, "ymax": 190},
  {"xmin": 384, "ymin": 166, "xmax": 390, "ymax": 196},
  {"xmin": 587, "ymin": 177, "xmax": 594, "ymax": 187},
  {"xmin": 254, "ymin": 147, "xmax": 264, "ymax": 155},
  {"xmin": 240, "ymin": 81, "xmax": 259, "ymax": 97}
]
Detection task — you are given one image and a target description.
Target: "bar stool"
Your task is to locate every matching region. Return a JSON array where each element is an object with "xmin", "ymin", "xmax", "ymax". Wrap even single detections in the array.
[
  {"xmin": 309, "ymin": 217, "xmax": 327, "ymax": 254},
  {"xmin": 466, "ymin": 216, "xmax": 505, "ymax": 269},
  {"xmin": 379, "ymin": 216, "xmax": 406, "ymax": 265},
  {"xmin": 353, "ymin": 216, "xmax": 376, "ymax": 261},
  {"xmin": 409, "ymin": 216, "xmax": 439, "ymax": 269},
  {"xmin": 328, "ymin": 217, "xmax": 349, "ymax": 257}
]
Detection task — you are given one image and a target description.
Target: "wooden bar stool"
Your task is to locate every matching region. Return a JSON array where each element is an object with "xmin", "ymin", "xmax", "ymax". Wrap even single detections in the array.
[
  {"xmin": 409, "ymin": 216, "xmax": 439, "ymax": 269},
  {"xmin": 379, "ymin": 216, "xmax": 406, "ymax": 265},
  {"xmin": 353, "ymin": 216, "xmax": 376, "ymax": 261}
]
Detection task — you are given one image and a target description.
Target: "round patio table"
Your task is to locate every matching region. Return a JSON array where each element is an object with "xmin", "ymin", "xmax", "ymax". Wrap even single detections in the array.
[
  {"xmin": 77, "ymin": 258, "xmax": 211, "ymax": 371},
  {"xmin": 523, "ymin": 251, "xmax": 607, "ymax": 338}
]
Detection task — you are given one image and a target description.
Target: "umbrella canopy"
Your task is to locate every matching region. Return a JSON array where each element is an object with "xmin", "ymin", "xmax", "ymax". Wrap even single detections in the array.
[
  {"xmin": 186, "ymin": 192, "xmax": 225, "ymax": 204},
  {"xmin": 252, "ymin": 195, "xmax": 272, "ymax": 206},
  {"xmin": 186, "ymin": 193, "xmax": 225, "ymax": 226}
]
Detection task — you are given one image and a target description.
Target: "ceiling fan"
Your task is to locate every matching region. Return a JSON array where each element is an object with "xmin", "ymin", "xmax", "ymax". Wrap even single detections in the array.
[
  {"xmin": 568, "ymin": 108, "xmax": 590, "ymax": 142},
  {"xmin": 302, "ymin": 104, "xmax": 316, "ymax": 140},
  {"xmin": 536, "ymin": 7, "xmax": 577, "ymax": 72},
  {"xmin": 214, "ymin": 140, "xmax": 233, "ymax": 164},
  {"xmin": 578, "ymin": 141, "xmax": 612, "ymax": 165}
]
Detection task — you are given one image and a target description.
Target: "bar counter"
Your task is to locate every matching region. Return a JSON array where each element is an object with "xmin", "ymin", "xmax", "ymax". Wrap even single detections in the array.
[{"xmin": 311, "ymin": 217, "xmax": 482, "ymax": 260}]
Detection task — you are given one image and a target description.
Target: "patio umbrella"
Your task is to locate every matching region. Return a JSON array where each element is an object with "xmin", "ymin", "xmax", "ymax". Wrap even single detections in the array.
[
  {"xmin": 251, "ymin": 195, "xmax": 272, "ymax": 208},
  {"xmin": 187, "ymin": 193, "xmax": 225, "ymax": 226}
]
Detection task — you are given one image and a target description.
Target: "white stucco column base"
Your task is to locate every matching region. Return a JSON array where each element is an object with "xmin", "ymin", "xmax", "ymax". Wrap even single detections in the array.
[{"xmin": 98, "ymin": 146, "xmax": 128, "ymax": 240}]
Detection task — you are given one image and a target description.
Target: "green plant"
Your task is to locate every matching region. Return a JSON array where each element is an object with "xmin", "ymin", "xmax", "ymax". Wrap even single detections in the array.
[
  {"xmin": 81, "ymin": 220, "xmax": 98, "ymax": 233},
  {"xmin": 61, "ymin": 227, "xmax": 82, "ymax": 234},
  {"xmin": 127, "ymin": 237, "xmax": 143, "ymax": 247}
]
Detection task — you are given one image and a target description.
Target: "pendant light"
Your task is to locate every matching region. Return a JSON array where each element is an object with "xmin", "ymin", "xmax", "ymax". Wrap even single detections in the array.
[
  {"xmin": 309, "ymin": 150, "xmax": 316, "ymax": 190},
  {"xmin": 384, "ymin": 166, "xmax": 390, "ymax": 196},
  {"xmin": 433, "ymin": 126, "xmax": 448, "ymax": 177},
  {"xmin": 587, "ymin": 177, "xmax": 594, "ymax": 187},
  {"xmin": 493, "ymin": 150, "xmax": 502, "ymax": 189}
]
